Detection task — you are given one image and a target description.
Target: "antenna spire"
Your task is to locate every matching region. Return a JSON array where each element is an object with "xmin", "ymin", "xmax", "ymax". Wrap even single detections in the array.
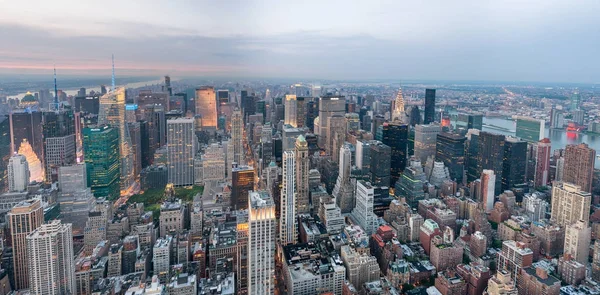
[
  {"xmin": 111, "ymin": 54, "xmax": 115, "ymax": 91},
  {"xmin": 53, "ymin": 65, "xmax": 58, "ymax": 107}
]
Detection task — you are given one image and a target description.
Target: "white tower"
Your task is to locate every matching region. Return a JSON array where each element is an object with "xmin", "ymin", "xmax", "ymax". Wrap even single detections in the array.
[
  {"xmin": 248, "ymin": 191, "xmax": 276, "ymax": 295},
  {"xmin": 280, "ymin": 151, "xmax": 297, "ymax": 245},
  {"xmin": 8, "ymin": 154, "xmax": 29, "ymax": 192}
]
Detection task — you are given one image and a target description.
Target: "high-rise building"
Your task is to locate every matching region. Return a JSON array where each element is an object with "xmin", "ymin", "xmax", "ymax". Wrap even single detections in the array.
[
  {"xmin": 502, "ymin": 137, "xmax": 527, "ymax": 191},
  {"xmin": 456, "ymin": 114, "xmax": 483, "ymax": 130},
  {"xmin": 58, "ymin": 164, "xmax": 95, "ymax": 235},
  {"xmin": 497, "ymin": 240, "xmax": 533, "ymax": 278},
  {"xmin": 98, "ymin": 87, "xmax": 134, "ymax": 191},
  {"xmin": 127, "ymin": 122, "xmax": 142, "ymax": 178},
  {"xmin": 9, "ymin": 111, "xmax": 44, "ymax": 180},
  {"xmin": 414, "ymin": 124, "xmax": 441, "ymax": 164},
  {"xmin": 284, "ymin": 94, "xmax": 298, "ymax": 127},
  {"xmin": 340, "ymin": 245, "xmax": 380, "ymax": 291},
  {"xmin": 564, "ymin": 220, "xmax": 591, "ymax": 264},
  {"xmin": 232, "ymin": 165, "xmax": 254, "ymax": 210},
  {"xmin": 395, "ymin": 159, "xmax": 426, "ymax": 207},
  {"xmin": 8, "ymin": 154, "xmax": 29, "ymax": 192},
  {"xmin": 477, "ymin": 132, "xmax": 505, "ymax": 195},
  {"xmin": 435, "ymin": 132, "xmax": 466, "ymax": 184},
  {"xmin": 379, "ymin": 122, "xmax": 407, "ymax": 186},
  {"xmin": 392, "ymin": 88, "xmax": 405, "ymax": 121},
  {"xmin": 534, "ymin": 138, "xmax": 551, "ymax": 187},
  {"xmin": 318, "ymin": 96, "xmax": 346, "ymax": 149},
  {"xmin": 231, "ymin": 109, "xmax": 243, "ymax": 165},
  {"xmin": 465, "ymin": 129, "xmax": 480, "ymax": 182},
  {"xmin": 481, "ymin": 170, "xmax": 496, "ymax": 212},
  {"xmin": 167, "ymin": 118, "xmax": 196, "ymax": 186},
  {"xmin": 563, "ymin": 143, "xmax": 596, "ymax": 193},
  {"xmin": 248, "ymin": 191, "xmax": 276, "ymax": 295},
  {"xmin": 550, "ymin": 182, "xmax": 591, "ymax": 227},
  {"xmin": 83, "ymin": 126, "xmax": 120, "ymax": 199},
  {"xmin": 515, "ymin": 116, "xmax": 545, "ymax": 142},
  {"xmin": 352, "ymin": 180, "xmax": 379, "ymax": 235},
  {"xmin": 153, "ymin": 236, "xmax": 173, "ymax": 283},
  {"xmin": 27, "ymin": 220, "xmax": 75, "ymax": 295},
  {"xmin": 217, "ymin": 89, "xmax": 229, "ymax": 105},
  {"xmin": 280, "ymin": 151, "xmax": 297, "ymax": 245},
  {"xmin": 42, "ymin": 110, "xmax": 76, "ymax": 182},
  {"xmin": 195, "ymin": 86, "xmax": 217, "ymax": 130},
  {"xmin": 8, "ymin": 199, "xmax": 43, "ymax": 290},
  {"xmin": 295, "ymin": 136, "xmax": 310, "ymax": 215},
  {"xmin": 570, "ymin": 92, "xmax": 581, "ymax": 111},
  {"xmin": 333, "ymin": 145, "xmax": 354, "ymax": 213},
  {"xmin": 424, "ymin": 89, "xmax": 436, "ymax": 124}
]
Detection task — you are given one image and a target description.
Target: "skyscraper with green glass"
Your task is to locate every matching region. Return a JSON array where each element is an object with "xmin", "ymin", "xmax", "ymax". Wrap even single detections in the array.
[{"xmin": 83, "ymin": 126, "xmax": 120, "ymax": 199}]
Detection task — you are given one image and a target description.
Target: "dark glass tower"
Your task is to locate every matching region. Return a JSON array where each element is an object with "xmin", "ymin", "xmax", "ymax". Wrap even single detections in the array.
[
  {"xmin": 369, "ymin": 141, "xmax": 391, "ymax": 188},
  {"xmin": 43, "ymin": 109, "xmax": 76, "ymax": 182},
  {"xmin": 502, "ymin": 137, "xmax": 528, "ymax": 191},
  {"xmin": 477, "ymin": 131, "xmax": 505, "ymax": 195},
  {"xmin": 424, "ymin": 89, "xmax": 436, "ymax": 124},
  {"xmin": 231, "ymin": 165, "xmax": 255, "ymax": 210},
  {"xmin": 436, "ymin": 132, "xmax": 466, "ymax": 184},
  {"xmin": 409, "ymin": 106, "xmax": 421, "ymax": 126},
  {"xmin": 465, "ymin": 132, "xmax": 480, "ymax": 183},
  {"xmin": 379, "ymin": 122, "xmax": 408, "ymax": 187},
  {"xmin": 83, "ymin": 126, "xmax": 120, "ymax": 199}
]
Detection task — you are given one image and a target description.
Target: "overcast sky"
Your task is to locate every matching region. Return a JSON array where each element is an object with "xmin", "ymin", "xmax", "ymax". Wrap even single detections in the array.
[{"xmin": 1, "ymin": 0, "xmax": 599, "ymax": 82}]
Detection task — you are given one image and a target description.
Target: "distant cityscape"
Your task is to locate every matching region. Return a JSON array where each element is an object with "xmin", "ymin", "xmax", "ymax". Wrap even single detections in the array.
[{"xmin": 0, "ymin": 63, "xmax": 598, "ymax": 295}]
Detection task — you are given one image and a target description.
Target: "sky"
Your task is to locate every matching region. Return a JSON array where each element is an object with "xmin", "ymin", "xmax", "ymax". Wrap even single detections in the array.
[{"xmin": 1, "ymin": 0, "xmax": 599, "ymax": 83}]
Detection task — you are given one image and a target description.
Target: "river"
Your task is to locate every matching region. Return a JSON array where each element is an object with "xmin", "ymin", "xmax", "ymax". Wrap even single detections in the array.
[
  {"xmin": 481, "ymin": 117, "xmax": 600, "ymax": 169},
  {"xmin": 11, "ymin": 79, "xmax": 165, "ymax": 99}
]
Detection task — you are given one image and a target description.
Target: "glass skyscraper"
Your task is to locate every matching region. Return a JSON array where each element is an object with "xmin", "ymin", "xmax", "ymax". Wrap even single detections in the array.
[
  {"xmin": 515, "ymin": 116, "xmax": 544, "ymax": 142},
  {"xmin": 83, "ymin": 126, "xmax": 120, "ymax": 199},
  {"xmin": 379, "ymin": 122, "xmax": 408, "ymax": 187},
  {"xmin": 502, "ymin": 137, "xmax": 528, "ymax": 191},
  {"xmin": 436, "ymin": 132, "xmax": 466, "ymax": 184},
  {"xmin": 477, "ymin": 131, "xmax": 505, "ymax": 195},
  {"xmin": 424, "ymin": 89, "xmax": 436, "ymax": 124}
]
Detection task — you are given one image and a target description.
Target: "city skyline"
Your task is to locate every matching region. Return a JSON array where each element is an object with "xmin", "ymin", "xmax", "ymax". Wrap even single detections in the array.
[{"xmin": 1, "ymin": 1, "xmax": 600, "ymax": 83}]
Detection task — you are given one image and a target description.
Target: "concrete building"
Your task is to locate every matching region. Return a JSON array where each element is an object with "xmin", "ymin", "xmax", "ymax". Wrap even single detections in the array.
[
  {"xmin": 481, "ymin": 170, "xmax": 496, "ymax": 212},
  {"xmin": 497, "ymin": 240, "xmax": 533, "ymax": 279},
  {"xmin": 195, "ymin": 86, "xmax": 217, "ymax": 130},
  {"xmin": 352, "ymin": 180, "xmax": 379, "ymax": 235},
  {"xmin": 434, "ymin": 270, "xmax": 466, "ymax": 295},
  {"xmin": 248, "ymin": 191, "xmax": 276, "ymax": 295},
  {"xmin": 557, "ymin": 255, "xmax": 586, "ymax": 286},
  {"xmin": 295, "ymin": 135, "xmax": 310, "ymax": 215},
  {"xmin": 167, "ymin": 273, "xmax": 197, "ymax": 295},
  {"xmin": 107, "ymin": 244, "xmax": 123, "ymax": 277},
  {"xmin": 167, "ymin": 118, "xmax": 196, "ymax": 186},
  {"xmin": 153, "ymin": 236, "xmax": 173, "ymax": 283},
  {"xmin": 486, "ymin": 270, "xmax": 517, "ymax": 295},
  {"xmin": 231, "ymin": 109, "xmax": 243, "ymax": 165},
  {"xmin": 456, "ymin": 263, "xmax": 490, "ymax": 295},
  {"xmin": 564, "ymin": 220, "xmax": 591, "ymax": 264},
  {"xmin": 517, "ymin": 267, "xmax": 560, "ymax": 295},
  {"xmin": 430, "ymin": 237, "xmax": 463, "ymax": 271},
  {"xmin": 8, "ymin": 199, "xmax": 43, "ymax": 290},
  {"xmin": 160, "ymin": 198, "xmax": 184, "ymax": 237},
  {"xmin": 26, "ymin": 220, "xmax": 75, "ymax": 295},
  {"xmin": 8, "ymin": 154, "xmax": 29, "ymax": 192},
  {"xmin": 563, "ymin": 143, "xmax": 596, "ymax": 193},
  {"xmin": 414, "ymin": 123, "xmax": 441, "ymax": 164},
  {"xmin": 534, "ymin": 138, "xmax": 551, "ymax": 187},
  {"xmin": 280, "ymin": 150, "xmax": 297, "ymax": 245},
  {"xmin": 551, "ymin": 182, "xmax": 591, "ymax": 226},
  {"xmin": 318, "ymin": 196, "xmax": 345, "ymax": 234},
  {"xmin": 340, "ymin": 245, "xmax": 380, "ymax": 290}
]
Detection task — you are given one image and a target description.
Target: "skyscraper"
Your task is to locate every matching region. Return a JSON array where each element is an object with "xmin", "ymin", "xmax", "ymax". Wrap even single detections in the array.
[
  {"xmin": 501, "ymin": 137, "xmax": 527, "ymax": 191},
  {"xmin": 414, "ymin": 123, "xmax": 441, "ymax": 164},
  {"xmin": 295, "ymin": 135, "xmax": 310, "ymax": 215},
  {"xmin": 98, "ymin": 87, "xmax": 134, "ymax": 191},
  {"xmin": 333, "ymin": 145, "xmax": 354, "ymax": 213},
  {"xmin": 27, "ymin": 220, "xmax": 75, "ymax": 295},
  {"xmin": 379, "ymin": 122, "xmax": 408, "ymax": 187},
  {"xmin": 392, "ymin": 87, "xmax": 405, "ymax": 121},
  {"xmin": 424, "ymin": 89, "xmax": 436, "ymax": 124},
  {"xmin": 551, "ymin": 182, "xmax": 591, "ymax": 227},
  {"xmin": 232, "ymin": 165, "xmax": 254, "ymax": 210},
  {"xmin": 456, "ymin": 114, "xmax": 483, "ymax": 130},
  {"xmin": 9, "ymin": 111, "xmax": 44, "ymax": 181},
  {"xmin": 534, "ymin": 138, "xmax": 551, "ymax": 187},
  {"xmin": 564, "ymin": 220, "xmax": 591, "ymax": 265},
  {"xmin": 248, "ymin": 190, "xmax": 276, "ymax": 295},
  {"xmin": 8, "ymin": 154, "xmax": 29, "ymax": 192},
  {"xmin": 284, "ymin": 94, "xmax": 298, "ymax": 127},
  {"xmin": 195, "ymin": 86, "xmax": 217, "ymax": 130},
  {"xmin": 8, "ymin": 199, "xmax": 43, "ymax": 290},
  {"xmin": 231, "ymin": 108, "xmax": 243, "ymax": 165},
  {"xmin": 280, "ymin": 151, "xmax": 297, "ymax": 245},
  {"xmin": 481, "ymin": 170, "xmax": 496, "ymax": 212},
  {"xmin": 42, "ymin": 109, "xmax": 76, "ymax": 182},
  {"xmin": 167, "ymin": 118, "xmax": 196, "ymax": 186},
  {"xmin": 83, "ymin": 126, "xmax": 120, "ymax": 199},
  {"xmin": 351, "ymin": 180, "xmax": 378, "ymax": 235},
  {"xmin": 515, "ymin": 116, "xmax": 545, "ymax": 142},
  {"xmin": 318, "ymin": 95, "xmax": 346, "ymax": 150},
  {"xmin": 369, "ymin": 141, "xmax": 392, "ymax": 188},
  {"xmin": 563, "ymin": 143, "xmax": 596, "ymax": 193},
  {"xmin": 477, "ymin": 132, "xmax": 505, "ymax": 195},
  {"xmin": 435, "ymin": 132, "xmax": 466, "ymax": 184}
]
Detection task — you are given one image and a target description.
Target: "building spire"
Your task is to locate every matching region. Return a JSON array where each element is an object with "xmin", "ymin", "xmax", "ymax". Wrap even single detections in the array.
[
  {"xmin": 111, "ymin": 54, "xmax": 115, "ymax": 91},
  {"xmin": 53, "ymin": 65, "xmax": 58, "ymax": 106}
]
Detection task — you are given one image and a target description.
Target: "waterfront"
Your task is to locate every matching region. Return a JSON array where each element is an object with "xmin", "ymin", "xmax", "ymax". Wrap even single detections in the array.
[{"xmin": 10, "ymin": 78, "xmax": 165, "ymax": 99}]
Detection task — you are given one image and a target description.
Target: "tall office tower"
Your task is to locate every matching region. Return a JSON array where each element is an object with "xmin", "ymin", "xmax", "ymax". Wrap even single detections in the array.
[
  {"xmin": 515, "ymin": 116, "xmax": 545, "ymax": 142},
  {"xmin": 318, "ymin": 95, "xmax": 346, "ymax": 149},
  {"xmin": 167, "ymin": 118, "xmax": 196, "ymax": 186},
  {"xmin": 551, "ymin": 182, "xmax": 591, "ymax": 226},
  {"xmin": 195, "ymin": 86, "xmax": 217, "ymax": 130},
  {"xmin": 392, "ymin": 87, "xmax": 405, "ymax": 121},
  {"xmin": 370, "ymin": 141, "xmax": 392, "ymax": 188},
  {"xmin": 10, "ymin": 111, "xmax": 44, "ymax": 181},
  {"xmin": 8, "ymin": 154, "xmax": 29, "ymax": 192},
  {"xmin": 58, "ymin": 164, "xmax": 95, "ymax": 235},
  {"xmin": 248, "ymin": 191, "xmax": 276, "ymax": 295},
  {"xmin": 435, "ymin": 132, "xmax": 466, "ymax": 184},
  {"xmin": 0, "ymin": 115, "xmax": 11, "ymax": 192},
  {"xmin": 232, "ymin": 165, "xmax": 255, "ymax": 210},
  {"xmin": 477, "ymin": 132, "xmax": 505, "ymax": 195},
  {"xmin": 217, "ymin": 89, "xmax": 229, "ymax": 105},
  {"xmin": 27, "ymin": 220, "xmax": 75, "ymax": 295},
  {"xmin": 424, "ymin": 89, "xmax": 436, "ymax": 124},
  {"xmin": 305, "ymin": 99, "xmax": 319, "ymax": 132},
  {"xmin": 352, "ymin": 180, "xmax": 378, "ymax": 235},
  {"xmin": 501, "ymin": 137, "xmax": 527, "ymax": 191},
  {"xmin": 564, "ymin": 220, "xmax": 591, "ymax": 264},
  {"xmin": 83, "ymin": 126, "xmax": 120, "ymax": 199},
  {"xmin": 534, "ymin": 138, "xmax": 551, "ymax": 187},
  {"xmin": 328, "ymin": 115, "xmax": 347, "ymax": 160},
  {"xmin": 231, "ymin": 109, "xmax": 243, "ymax": 165},
  {"xmin": 163, "ymin": 75, "xmax": 172, "ymax": 96},
  {"xmin": 345, "ymin": 113, "xmax": 360, "ymax": 133},
  {"xmin": 295, "ymin": 96, "xmax": 307, "ymax": 128},
  {"xmin": 481, "ymin": 170, "xmax": 496, "ymax": 212},
  {"xmin": 42, "ymin": 110, "xmax": 76, "ymax": 182},
  {"xmin": 8, "ymin": 199, "xmax": 43, "ymax": 290},
  {"xmin": 83, "ymin": 199, "xmax": 112, "ymax": 254},
  {"xmin": 295, "ymin": 136, "xmax": 310, "ymax": 215},
  {"xmin": 333, "ymin": 145, "xmax": 354, "ymax": 213},
  {"xmin": 563, "ymin": 143, "xmax": 596, "ymax": 193},
  {"xmin": 379, "ymin": 122, "xmax": 407, "ymax": 186},
  {"xmin": 465, "ymin": 129, "xmax": 480, "ymax": 182},
  {"xmin": 408, "ymin": 106, "xmax": 421, "ymax": 126},
  {"xmin": 127, "ymin": 122, "xmax": 142, "ymax": 178},
  {"xmin": 570, "ymin": 92, "xmax": 581, "ymax": 110},
  {"xmin": 414, "ymin": 123, "xmax": 441, "ymax": 164},
  {"xmin": 284, "ymin": 94, "xmax": 298, "ymax": 127},
  {"xmin": 280, "ymin": 151, "xmax": 297, "ymax": 245},
  {"xmin": 456, "ymin": 114, "xmax": 483, "ymax": 130},
  {"xmin": 98, "ymin": 87, "xmax": 134, "ymax": 191}
]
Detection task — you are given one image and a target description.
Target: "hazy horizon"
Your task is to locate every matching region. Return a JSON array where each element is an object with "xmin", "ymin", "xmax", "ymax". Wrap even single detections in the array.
[{"xmin": 2, "ymin": 0, "xmax": 600, "ymax": 83}]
